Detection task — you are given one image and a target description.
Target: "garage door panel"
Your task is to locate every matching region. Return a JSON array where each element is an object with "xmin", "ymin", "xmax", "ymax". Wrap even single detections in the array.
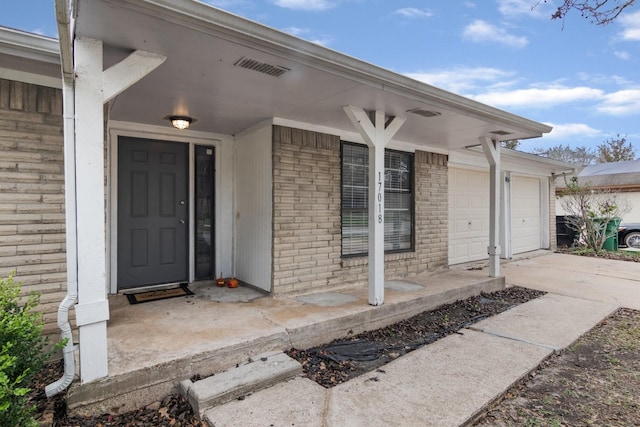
[
  {"xmin": 512, "ymin": 175, "xmax": 541, "ymax": 254},
  {"xmin": 450, "ymin": 169, "xmax": 544, "ymax": 264},
  {"xmin": 449, "ymin": 168, "xmax": 489, "ymax": 265}
]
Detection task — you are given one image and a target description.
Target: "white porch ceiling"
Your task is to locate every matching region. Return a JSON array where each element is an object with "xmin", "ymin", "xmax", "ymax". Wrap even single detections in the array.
[{"xmin": 74, "ymin": 0, "xmax": 552, "ymax": 149}]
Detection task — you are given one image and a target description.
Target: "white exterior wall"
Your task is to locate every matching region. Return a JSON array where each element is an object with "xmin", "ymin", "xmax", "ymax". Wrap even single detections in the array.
[
  {"xmin": 448, "ymin": 150, "xmax": 554, "ymax": 265},
  {"xmin": 556, "ymin": 191, "xmax": 640, "ymax": 223},
  {"xmin": 234, "ymin": 124, "xmax": 273, "ymax": 292}
]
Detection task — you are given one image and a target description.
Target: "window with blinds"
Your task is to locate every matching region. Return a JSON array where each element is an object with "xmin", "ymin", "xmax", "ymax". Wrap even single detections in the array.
[{"xmin": 341, "ymin": 142, "xmax": 414, "ymax": 256}]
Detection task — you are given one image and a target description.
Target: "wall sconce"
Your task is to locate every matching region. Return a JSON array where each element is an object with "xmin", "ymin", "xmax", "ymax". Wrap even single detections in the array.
[{"xmin": 169, "ymin": 116, "xmax": 193, "ymax": 130}]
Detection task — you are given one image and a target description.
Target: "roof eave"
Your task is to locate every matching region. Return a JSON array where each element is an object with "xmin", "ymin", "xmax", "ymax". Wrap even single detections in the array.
[
  {"xmin": 0, "ymin": 26, "xmax": 60, "ymax": 64},
  {"xmin": 127, "ymin": 0, "xmax": 551, "ymax": 137},
  {"xmin": 504, "ymin": 149, "xmax": 577, "ymax": 173}
]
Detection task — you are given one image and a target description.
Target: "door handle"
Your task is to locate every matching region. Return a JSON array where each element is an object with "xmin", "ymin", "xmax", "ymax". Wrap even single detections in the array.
[{"xmin": 179, "ymin": 219, "xmax": 185, "ymax": 224}]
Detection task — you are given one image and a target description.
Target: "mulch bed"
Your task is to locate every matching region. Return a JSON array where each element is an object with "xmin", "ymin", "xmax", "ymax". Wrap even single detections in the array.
[
  {"xmin": 286, "ymin": 286, "xmax": 544, "ymax": 388},
  {"xmin": 29, "ymin": 286, "xmax": 543, "ymax": 426}
]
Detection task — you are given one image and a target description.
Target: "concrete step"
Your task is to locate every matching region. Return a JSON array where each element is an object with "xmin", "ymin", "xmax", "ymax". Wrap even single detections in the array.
[{"xmin": 180, "ymin": 351, "xmax": 302, "ymax": 418}]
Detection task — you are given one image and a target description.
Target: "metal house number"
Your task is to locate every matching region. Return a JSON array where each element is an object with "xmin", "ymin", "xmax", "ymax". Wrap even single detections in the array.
[{"xmin": 377, "ymin": 171, "xmax": 383, "ymax": 224}]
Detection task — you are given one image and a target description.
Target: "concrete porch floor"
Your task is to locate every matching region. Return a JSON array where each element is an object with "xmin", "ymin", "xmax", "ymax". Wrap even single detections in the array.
[{"xmin": 67, "ymin": 267, "xmax": 505, "ymax": 415}]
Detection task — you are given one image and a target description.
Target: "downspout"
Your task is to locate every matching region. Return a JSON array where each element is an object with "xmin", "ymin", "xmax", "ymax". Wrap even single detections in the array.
[{"xmin": 46, "ymin": 0, "xmax": 78, "ymax": 398}]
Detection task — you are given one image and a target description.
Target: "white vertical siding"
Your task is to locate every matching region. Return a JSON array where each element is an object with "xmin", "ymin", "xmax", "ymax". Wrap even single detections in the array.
[
  {"xmin": 215, "ymin": 139, "xmax": 234, "ymax": 278},
  {"xmin": 234, "ymin": 125, "xmax": 273, "ymax": 292}
]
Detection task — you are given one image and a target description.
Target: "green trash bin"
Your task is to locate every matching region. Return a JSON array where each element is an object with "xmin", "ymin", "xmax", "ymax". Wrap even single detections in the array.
[{"xmin": 602, "ymin": 217, "xmax": 622, "ymax": 251}]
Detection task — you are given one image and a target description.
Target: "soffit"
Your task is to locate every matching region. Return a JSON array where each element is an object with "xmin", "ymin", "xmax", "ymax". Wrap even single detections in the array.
[{"xmin": 74, "ymin": 0, "xmax": 551, "ymax": 149}]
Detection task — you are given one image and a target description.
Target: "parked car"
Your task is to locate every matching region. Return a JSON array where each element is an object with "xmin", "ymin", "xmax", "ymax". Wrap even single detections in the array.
[{"xmin": 618, "ymin": 223, "xmax": 640, "ymax": 248}]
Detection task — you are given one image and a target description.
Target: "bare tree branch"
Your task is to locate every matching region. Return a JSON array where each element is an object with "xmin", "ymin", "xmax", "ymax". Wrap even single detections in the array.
[{"xmin": 534, "ymin": 0, "xmax": 636, "ymax": 25}]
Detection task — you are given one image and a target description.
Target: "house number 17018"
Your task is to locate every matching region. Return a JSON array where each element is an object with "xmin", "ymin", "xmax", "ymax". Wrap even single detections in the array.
[{"xmin": 377, "ymin": 171, "xmax": 383, "ymax": 224}]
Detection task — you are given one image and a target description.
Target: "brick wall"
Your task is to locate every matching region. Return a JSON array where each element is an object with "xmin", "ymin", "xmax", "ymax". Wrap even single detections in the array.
[
  {"xmin": 0, "ymin": 78, "xmax": 66, "ymax": 336},
  {"xmin": 272, "ymin": 126, "xmax": 343, "ymax": 293},
  {"xmin": 272, "ymin": 125, "xmax": 449, "ymax": 294}
]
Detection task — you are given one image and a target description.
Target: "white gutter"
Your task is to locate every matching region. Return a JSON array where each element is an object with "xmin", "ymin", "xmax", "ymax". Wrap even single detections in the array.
[
  {"xmin": 45, "ymin": 0, "xmax": 78, "ymax": 398},
  {"xmin": 0, "ymin": 26, "xmax": 60, "ymax": 63}
]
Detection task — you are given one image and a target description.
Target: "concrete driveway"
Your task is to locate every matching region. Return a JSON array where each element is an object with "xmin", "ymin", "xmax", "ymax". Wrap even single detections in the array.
[{"xmin": 503, "ymin": 252, "xmax": 640, "ymax": 310}]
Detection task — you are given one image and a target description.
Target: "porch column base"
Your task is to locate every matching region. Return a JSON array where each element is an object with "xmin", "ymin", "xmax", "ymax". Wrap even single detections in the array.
[
  {"xmin": 487, "ymin": 245, "xmax": 501, "ymax": 278},
  {"xmin": 78, "ymin": 322, "xmax": 108, "ymax": 383}
]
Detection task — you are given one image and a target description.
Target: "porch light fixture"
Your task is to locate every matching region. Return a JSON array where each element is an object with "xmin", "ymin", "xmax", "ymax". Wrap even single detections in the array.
[{"xmin": 169, "ymin": 116, "xmax": 193, "ymax": 130}]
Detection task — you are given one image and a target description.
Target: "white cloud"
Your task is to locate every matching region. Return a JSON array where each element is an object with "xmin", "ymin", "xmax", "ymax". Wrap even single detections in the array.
[
  {"xmin": 405, "ymin": 67, "xmax": 516, "ymax": 93},
  {"xmin": 497, "ymin": 0, "xmax": 550, "ymax": 18},
  {"xmin": 619, "ymin": 10, "xmax": 640, "ymax": 41},
  {"xmin": 30, "ymin": 28, "xmax": 47, "ymax": 36},
  {"xmin": 577, "ymin": 72, "xmax": 632, "ymax": 86},
  {"xmin": 597, "ymin": 89, "xmax": 640, "ymax": 115},
  {"xmin": 283, "ymin": 27, "xmax": 333, "ymax": 46},
  {"xmin": 408, "ymin": 66, "xmax": 639, "ymax": 120},
  {"xmin": 462, "ymin": 20, "xmax": 528, "ymax": 48},
  {"xmin": 472, "ymin": 86, "xmax": 604, "ymax": 108},
  {"xmin": 394, "ymin": 8, "xmax": 433, "ymax": 18},
  {"xmin": 272, "ymin": 0, "xmax": 335, "ymax": 11},
  {"xmin": 497, "ymin": 0, "xmax": 533, "ymax": 16},
  {"xmin": 614, "ymin": 50, "xmax": 631, "ymax": 60},
  {"xmin": 205, "ymin": 0, "xmax": 252, "ymax": 8},
  {"xmin": 541, "ymin": 123, "xmax": 603, "ymax": 140}
]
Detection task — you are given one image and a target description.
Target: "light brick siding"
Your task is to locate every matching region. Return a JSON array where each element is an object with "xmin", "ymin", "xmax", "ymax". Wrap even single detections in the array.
[
  {"xmin": 272, "ymin": 125, "xmax": 448, "ymax": 294},
  {"xmin": 272, "ymin": 126, "xmax": 343, "ymax": 293},
  {"xmin": 0, "ymin": 78, "xmax": 66, "ymax": 336}
]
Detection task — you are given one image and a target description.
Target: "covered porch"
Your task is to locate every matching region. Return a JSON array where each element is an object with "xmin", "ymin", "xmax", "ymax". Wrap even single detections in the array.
[
  {"xmin": 50, "ymin": 0, "xmax": 552, "ymax": 402},
  {"xmin": 65, "ymin": 264, "xmax": 507, "ymax": 415}
]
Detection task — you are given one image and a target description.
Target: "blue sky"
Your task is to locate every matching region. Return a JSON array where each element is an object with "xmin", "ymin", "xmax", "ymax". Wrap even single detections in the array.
[{"xmin": 3, "ymin": 0, "xmax": 640, "ymax": 155}]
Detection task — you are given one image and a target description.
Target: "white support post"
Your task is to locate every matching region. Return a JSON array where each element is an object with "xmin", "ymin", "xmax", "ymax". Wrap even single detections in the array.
[
  {"xmin": 369, "ymin": 123, "xmax": 386, "ymax": 305},
  {"xmin": 102, "ymin": 50, "xmax": 166, "ymax": 103},
  {"xmin": 73, "ymin": 37, "xmax": 167, "ymax": 383},
  {"xmin": 480, "ymin": 137, "xmax": 502, "ymax": 278},
  {"xmin": 74, "ymin": 36, "xmax": 109, "ymax": 383},
  {"xmin": 343, "ymin": 106, "xmax": 405, "ymax": 306},
  {"xmin": 501, "ymin": 171, "xmax": 511, "ymax": 259}
]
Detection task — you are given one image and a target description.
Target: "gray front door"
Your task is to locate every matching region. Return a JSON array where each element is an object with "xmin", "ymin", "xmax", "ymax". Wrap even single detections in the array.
[{"xmin": 118, "ymin": 137, "xmax": 188, "ymax": 289}]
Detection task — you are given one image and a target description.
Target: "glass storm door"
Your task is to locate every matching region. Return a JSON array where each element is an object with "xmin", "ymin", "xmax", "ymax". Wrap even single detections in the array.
[{"xmin": 195, "ymin": 145, "xmax": 215, "ymax": 280}]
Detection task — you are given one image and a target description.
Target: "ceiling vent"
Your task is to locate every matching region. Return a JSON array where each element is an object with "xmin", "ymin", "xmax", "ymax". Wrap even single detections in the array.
[
  {"xmin": 234, "ymin": 57, "xmax": 290, "ymax": 77},
  {"xmin": 407, "ymin": 108, "xmax": 442, "ymax": 118},
  {"xmin": 490, "ymin": 130, "xmax": 513, "ymax": 136}
]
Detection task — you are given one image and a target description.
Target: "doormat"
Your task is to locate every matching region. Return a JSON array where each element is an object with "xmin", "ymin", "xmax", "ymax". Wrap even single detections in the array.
[{"xmin": 125, "ymin": 284, "xmax": 194, "ymax": 305}]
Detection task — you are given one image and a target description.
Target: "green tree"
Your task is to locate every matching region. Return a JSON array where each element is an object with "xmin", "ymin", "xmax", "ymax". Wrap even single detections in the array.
[
  {"xmin": 535, "ymin": 0, "xmax": 636, "ymax": 25},
  {"xmin": 597, "ymin": 134, "xmax": 636, "ymax": 162},
  {"xmin": 533, "ymin": 144, "xmax": 597, "ymax": 165}
]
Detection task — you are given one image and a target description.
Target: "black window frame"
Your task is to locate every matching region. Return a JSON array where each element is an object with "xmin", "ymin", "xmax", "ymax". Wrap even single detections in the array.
[{"xmin": 340, "ymin": 141, "xmax": 415, "ymax": 257}]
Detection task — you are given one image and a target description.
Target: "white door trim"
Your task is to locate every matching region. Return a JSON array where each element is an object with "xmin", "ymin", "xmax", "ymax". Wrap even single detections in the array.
[{"xmin": 107, "ymin": 121, "xmax": 226, "ymax": 294}]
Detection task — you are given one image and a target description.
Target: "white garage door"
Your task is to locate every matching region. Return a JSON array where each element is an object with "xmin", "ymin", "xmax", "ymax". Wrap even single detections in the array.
[
  {"xmin": 448, "ymin": 168, "xmax": 489, "ymax": 265},
  {"xmin": 511, "ymin": 175, "xmax": 541, "ymax": 254}
]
